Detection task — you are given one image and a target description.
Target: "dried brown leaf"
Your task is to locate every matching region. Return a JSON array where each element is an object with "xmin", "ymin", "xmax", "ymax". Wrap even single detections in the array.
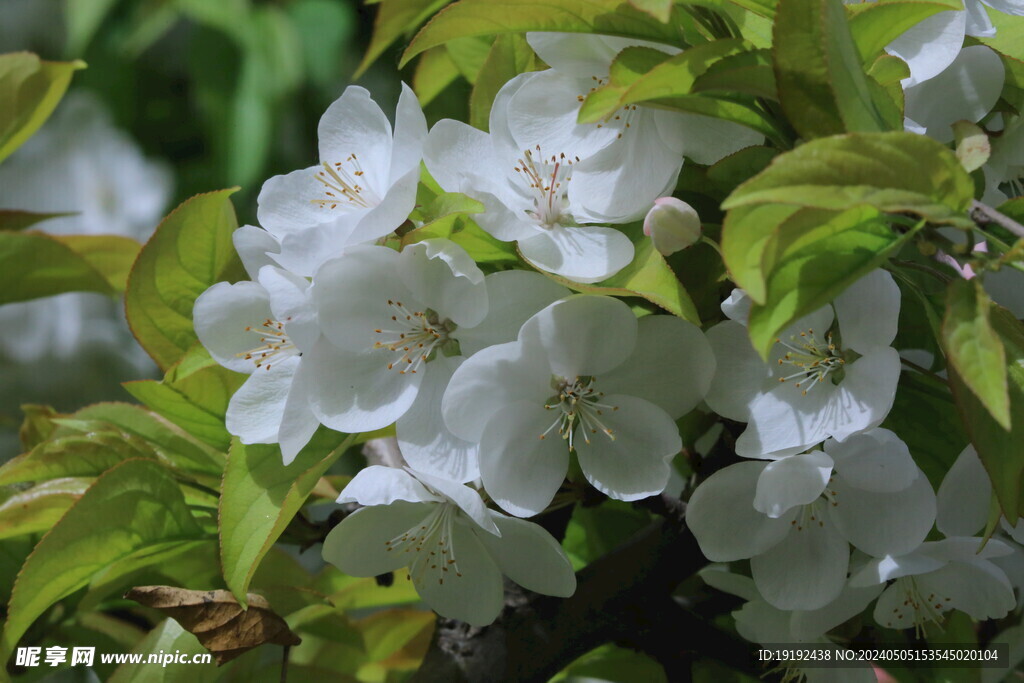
[{"xmin": 124, "ymin": 585, "xmax": 301, "ymax": 665}]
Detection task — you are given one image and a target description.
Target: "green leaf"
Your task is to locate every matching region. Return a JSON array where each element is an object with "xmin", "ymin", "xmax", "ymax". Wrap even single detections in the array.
[
  {"xmin": 772, "ymin": 0, "xmax": 889, "ymax": 138},
  {"xmin": 722, "ymin": 132, "xmax": 976, "ymax": 229},
  {"xmin": 578, "ymin": 40, "xmax": 747, "ymax": 122},
  {"xmin": 847, "ymin": 0, "xmax": 962, "ymax": 64},
  {"xmin": 358, "ymin": 609, "xmax": 435, "ymax": 662},
  {"xmin": 0, "ymin": 232, "xmax": 140, "ymax": 304},
  {"xmin": 316, "ymin": 568, "xmax": 422, "ymax": 610},
  {"xmin": 122, "ymin": 379, "xmax": 233, "ymax": 451},
  {"xmin": 691, "ymin": 49, "xmax": 777, "ymax": 100},
  {"xmin": 742, "ymin": 206, "xmax": 919, "ymax": 357},
  {"xmin": 289, "ymin": 0, "xmax": 354, "ymax": 88},
  {"xmin": 108, "ymin": 619, "xmax": 218, "ymax": 683},
  {"xmin": 949, "ymin": 306, "xmax": 1024, "ymax": 523},
  {"xmin": 445, "ymin": 35, "xmax": 493, "ymax": 84},
  {"xmin": 538, "ymin": 234, "xmax": 701, "ymax": 324},
  {"xmin": 470, "ymin": 33, "xmax": 540, "ymax": 130},
  {"xmin": 358, "ymin": 0, "xmax": 450, "ymax": 77},
  {"xmin": 125, "ymin": 189, "xmax": 245, "ymax": 371},
  {"xmin": 219, "ymin": 432, "xmax": 355, "ymax": 604},
  {"xmin": 400, "ymin": 0, "xmax": 684, "ymax": 67},
  {"xmin": 628, "ymin": 0, "xmax": 673, "ymax": 21},
  {"xmin": 557, "ymin": 644, "xmax": 668, "ymax": 683},
  {"xmin": 413, "ymin": 47, "xmax": 462, "ymax": 106},
  {"xmin": 0, "ymin": 431, "xmax": 157, "ymax": 486},
  {"xmin": 0, "ymin": 478, "xmax": 90, "ymax": 540},
  {"xmin": 0, "ymin": 53, "xmax": 85, "ymax": 163},
  {"xmin": 66, "ymin": 0, "xmax": 120, "ymax": 56},
  {"xmin": 0, "ymin": 210, "xmax": 74, "ymax": 231},
  {"xmin": 0, "ymin": 460, "xmax": 204, "ymax": 661},
  {"xmin": 942, "ymin": 280, "xmax": 1010, "ymax": 430}
]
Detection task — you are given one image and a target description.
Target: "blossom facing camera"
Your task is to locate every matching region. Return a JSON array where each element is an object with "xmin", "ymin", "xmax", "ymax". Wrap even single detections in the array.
[
  {"xmin": 643, "ymin": 197, "xmax": 701, "ymax": 256},
  {"xmin": 322, "ymin": 466, "xmax": 576, "ymax": 626}
]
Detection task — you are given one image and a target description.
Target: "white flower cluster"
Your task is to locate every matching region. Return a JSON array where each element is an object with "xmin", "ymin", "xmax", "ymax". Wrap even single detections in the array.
[{"xmin": 191, "ymin": 28, "xmax": 1018, "ymax": 635}]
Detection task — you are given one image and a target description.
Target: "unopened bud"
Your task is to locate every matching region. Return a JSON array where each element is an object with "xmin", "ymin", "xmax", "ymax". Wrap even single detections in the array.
[{"xmin": 643, "ymin": 197, "xmax": 701, "ymax": 256}]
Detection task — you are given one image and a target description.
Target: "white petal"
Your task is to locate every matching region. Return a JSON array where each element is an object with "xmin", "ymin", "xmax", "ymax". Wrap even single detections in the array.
[
  {"xmin": 479, "ymin": 512, "xmax": 577, "ymax": 597},
  {"xmin": 193, "ymin": 280, "xmax": 273, "ymax": 374},
  {"xmin": 400, "ymin": 239, "xmax": 487, "ymax": 327},
  {"xmin": 389, "ymin": 82, "xmax": 428, "ymax": 182},
  {"xmin": 737, "ymin": 382, "xmax": 842, "ymax": 458},
  {"xmin": 699, "ymin": 566, "xmax": 760, "ymax": 601},
  {"xmin": 790, "ymin": 583, "xmax": 885, "ymax": 641},
  {"xmin": 721, "ymin": 288, "xmax": 751, "ymax": 324},
  {"xmin": 318, "ymin": 85, "xmax": 393, "ymax": 195},
  {"xmin": 525, "ymin": 33, "xmax": 620, "ymax": 76},
  {"xmin": 828, "ymin": 469, "xmax": 936, "ymax": 557},
  {"xmin": 674, "ymin": 112, "xmax": 763, "ymax": 165},
  {"xmin": 827, "ymin": 347, "xmax": 901, "ymax": 441},
  {"xmin": 937, "ymin": 444, "xmax": 992, "ymax": 537},
  {"xmin": 904, "ymin": 45, "xmax": 1005, "ymax": 142},
  {"xmin": 454, "ymin": 270, "xmax": 571, "ymax": 356},
  {"xmin": 687, "ymin": 461, "xmax": 794, "ymax": 561},
  {"xmin": 225, "ymin": 358, "xmax": 299, "ymax": 443},
  {"xmin": 834, "ymin": 270, "xmax": 900, "ymax": 352},
  {"xmin": 886, "ymin": 10, "xmax": 967, "ymax": 88},
  {"xmin": 505, "ymin": 70, "xmax": 619, "ymax": 157},
  {"xmin": 703, "ymin": 320, "xmax": 770, "ymax": 422},
  {"xmin": 734, "ymin": 599, "xmax": 796, "ymax": 644},
  {"xmin": 965, "ymin": 0, "xmax": 997, "ymax": 36},
  {"xmin": 982, "ymin": 0, "xmax": 1024, "ymax": 15},
  {"xmin": 478, "ymin": 400, "xmax": 571, "ymax": 518},
  {"xmin": 574, "ymin": 394, "xmax": 680, "ymax": 501},
  {"xmin": 271, "ymin": 220, "xmax": 356, "ymax": 277},
  {"xmin": 257, "ymin": 166, "xmax": 347, "ymax": 236},
  {"xmin": 754, "ymin": 451, "xmax": 834, "ymax": 519},
  {"xmin": 442, "ymin": 340, "xmax": 552, "ymax": 443},
  {"xmin": 233, "ymin": 225, "xmax": 281, "ymax": 280},
  {"xmin": 322, "ymin": 502, "xmax": 434, "ymax": 576},
  {"xmin": 519, "ymin": 225, "xmax": 635, "ymax": 283},
  {"xmin": 569, "ymin": 116, "xmax": 682, "ymax": 223},
  {"xmin": 518, "ymin": 295, "xmax": 637, "ymax": 378},
  {"xmin": 919, "ymin": 559, "xmax": 1015, "ymax": 621},
  {"xmin": 279, "ymin": 367, "xmax": 320, "ymax": 465},
  {"xmin": 337, "ymin": 466, "xmax": 439, "ymax": 505},
  {"xmin": 397, "ymin": 356, "xmax": 480, "ymax": 483},
  {"xmin": 920, "ymin": 536, "xmax": 1015, "ymax": 561},
  {"xmin": 412, "ymin": 519, "xmax": 505, "ymax": 626},
  {"xmin": 851, "ymin": 552, "xmax": 945, "ymax": 586},
  {"xmin": 313, "ymin": 246, "xmax": 411, "ymax": 351},
  {"xmin": 599, "ymin": 315, "xmax": 715, "ymax": 420},
  {"xmin": 751, "ymin": 509, "xmax": 850, "ymax": 610},
  {"xmin": 305, "ymin": 340, "xmax": 422, "ymax": 433},
  {"xmin": 351, "ymin": 166, "xmax": 419, "ymax": 243},
  {"xmin": 423, "ymin": 118, "xmax": 494, "ymax": 195},
  {"xmin": 411, "ymin": 469, "xmax": 499, "ymax": 535},
  {"xmin": 825, "ymin": 428, "xmax": 918, "ymax": 493}
]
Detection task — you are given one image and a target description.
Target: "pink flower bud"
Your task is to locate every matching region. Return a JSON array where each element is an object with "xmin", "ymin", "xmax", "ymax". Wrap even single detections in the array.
[{"xmin": 643, "ymin": 197, "xmax": 701, "ymax": 256}]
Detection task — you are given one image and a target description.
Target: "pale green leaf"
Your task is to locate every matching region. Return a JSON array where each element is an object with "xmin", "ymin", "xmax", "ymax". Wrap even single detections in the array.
[
  {"xmin": 0, "ymin": 53, "xmax": 85, "ymax": 163},
  {"xmin": 0, "ymin": 460, "xmax": 204, "ymax": 662},
  {"xmin": 0, "ymin": 478, "xmax": 90, "ymax": 540}
]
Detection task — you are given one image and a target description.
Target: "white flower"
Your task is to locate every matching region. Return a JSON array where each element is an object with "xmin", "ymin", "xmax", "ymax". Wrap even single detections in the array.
[
  {"xmin": 193, "ymin": 265, "xmax": 320, "ymax": 463},
  {"xmin": 701, "ymin": 566, "xmax": 881, "ymax": 683},
  {"xmin": 442, "ymin": 295, "xmax": 715, "ymax": 517},
  {"xmin": 903, "ymin": 46, "xmax": 1004, "ymax": 143},
  {"xmin": 322, "ymin": 466, "xmax": 576, "ymax": 626},
  {"xmin": 850, "ymin": 536, "xmax": 1016, "ymax": 632},
  {"xmin": 254, "ymin": 84, "xmax": 427, "ymax": 276},
  {"xmin": 423, "ymin": 88, "xmax": 635, "ymax": 283},
  {"xmin": 516, "ymin": 33, "xmax": 762, "ymax": 218},
  {"xmin": 643, "ymin": 197, "xmax": 701, "ymax": 256},
  {"xmin": 687, "ymin": 430, "xmax": 936, "ymax": 610},
  {"xmin": 306, "ymin": 240, "xmax": 569, "ymax": 481},
  {"xmin": 885, "ymin": 0, "xmax": 1022, "ymax": 87},
  {"xmin": 705, "ymin": 269, "xmax": 902, "ymax": 458}
]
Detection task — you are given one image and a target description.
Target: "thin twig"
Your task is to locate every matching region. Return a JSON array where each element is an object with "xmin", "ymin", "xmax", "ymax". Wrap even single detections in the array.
[{"xmin": 971, "ymin": 200, "xmax": 1024, "ymax": 240}]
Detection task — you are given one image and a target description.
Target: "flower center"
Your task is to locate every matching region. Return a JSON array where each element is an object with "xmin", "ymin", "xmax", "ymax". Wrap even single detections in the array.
[
  {"xmin": 237, "ymin": 319, "xmax": 299, "ymax": 370},
  {"xmin": 883, "ymin": 577, "xmax": 950, "ymax": 637},
  {"xmin": 540, "ymin": 376, "xmax": 619, "ymax": 449},
  {"xmin": 514, "ymin": 145, "xmax": 577, "ymax": 228},
  {"xmin": 385, "ymin": 504, "xmax": 464, "ymax": 586},
  {"xmin": 310, "ymin": 155, "xmax": 380, "ymax": 211},
  {"xmin": 788, "ymin": 499, "xmax": 828, "ymax": 532},
  {"xmin": 373, "ymin": 300, "xmax": 453, "ymax": 375},
  {"xmin": 774, "ymin": 328, "xmax": 845, "ymax": 395}
]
